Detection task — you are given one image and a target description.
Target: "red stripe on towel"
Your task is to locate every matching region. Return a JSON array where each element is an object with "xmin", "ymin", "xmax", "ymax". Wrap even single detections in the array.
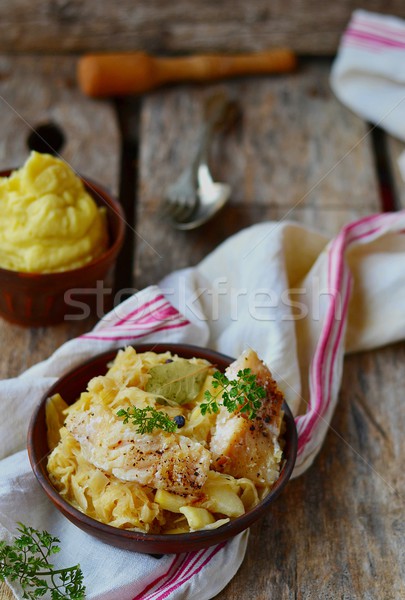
[
  {"xmin": 355, "ymin": 16, "xmax": 405, "ymax": 41},
  {"xmin": 143, "ymin": 548, "xmax": 207, "ymax": 600},
  {"xmin": 113, "ymin": 294, "xmax": 166, "ymax": 326},
  {"xmin": 345, "ymin": 28, "xmax": 405, "ymax": 49},
  {"xmin": 296, "ymin": 212, "xmax": 405, "ymax": 455},
  {"xmin": 132, "ymin": 555, "xmax": 183, "ymax": 600},
  {"xmin": 150, "ymin": 543, "xmax": 227, "ymax": 600}
]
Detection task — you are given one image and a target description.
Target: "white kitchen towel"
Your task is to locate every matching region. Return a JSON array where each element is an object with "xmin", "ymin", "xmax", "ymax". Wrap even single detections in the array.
[
  {"xmin": 330, "ymin": 9, "xmax": 405, "ymax": 142},
  {"xmin": 2, "ymin": 211, "xmax": 405, "ymax": 599}
]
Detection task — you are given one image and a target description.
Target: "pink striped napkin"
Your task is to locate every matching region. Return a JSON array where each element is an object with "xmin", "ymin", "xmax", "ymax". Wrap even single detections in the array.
[
  {"xmin": 1, "ymin": 211, "xmax": 405, "ymax": 598},
  {"xmin": 331, "ymin": 9, "xmax": 405, "ymax": 142}
]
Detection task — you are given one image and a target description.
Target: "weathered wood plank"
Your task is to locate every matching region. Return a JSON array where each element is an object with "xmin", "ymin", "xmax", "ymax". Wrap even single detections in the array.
[
  {"xmin": 386, "ymin": 135, "xmax": 405, "ymax": 209},
  {"xmin": 134, "ymin": 59, "xmax": 405, "ymax": 600},
  {"xmin": 215, "ymin": 344, "xmax": 405, "ymax": 600},
  {"xmin": 0, "ymin": 55, "xmax": 120, "ymax": 599},
  {"xmin": 134, "ymin": 205, "xmax": 377, "ymax": 290},
  {"xmin": 0, "ymin": 55, "xmax": 119, "ymax": 194},
  {"xmin": 1, "ymin": 0, "xmax": 405, "ymax": 55},
  {"xmin": 136, "ymin": 60, "xmax": 379, "ymax": 289},
  {"xmin": 139, "ymin": 61, "xmax": 379, "ymax": 210},
  {"xmin": 3, "ymin": 54, "xmax": 403, "ymax": 600},
  {"xmin": 0, "ymin": 54, "xmax": 120, "ymax": 377}
]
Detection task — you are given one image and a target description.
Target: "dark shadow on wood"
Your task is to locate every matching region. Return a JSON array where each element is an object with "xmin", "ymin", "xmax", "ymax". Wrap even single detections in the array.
[
  {"xmin": 369, "ymin": 125, "xmax": 399, "ymax": 212},
  {"xmin": 114, "ymin": 98, "xmax": 141, "ymax": 300}
]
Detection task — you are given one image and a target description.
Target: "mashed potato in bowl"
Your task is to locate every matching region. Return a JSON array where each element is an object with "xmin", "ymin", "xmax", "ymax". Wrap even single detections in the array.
[
  {"xmin": 47, "ymin": 347, "xmax": 285, "ymax": 535},
  {"xmin": 0, "ymin": 151, "xmax": 108, "ymax": 273}
]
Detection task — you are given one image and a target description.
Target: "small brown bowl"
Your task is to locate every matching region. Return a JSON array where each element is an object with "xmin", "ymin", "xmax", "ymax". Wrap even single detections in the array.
[
  {"xmin": 28, "ymin": 343, "xmax": 297, "ymax": 554},
  {"xmin": 0, "ymin": 170, "xmax": 125, "ymax": 327}
]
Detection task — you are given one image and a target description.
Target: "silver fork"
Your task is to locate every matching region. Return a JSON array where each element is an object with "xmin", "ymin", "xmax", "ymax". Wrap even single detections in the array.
[{"xmin": 161, "ymin": 94, "xmax": 236, "ymax": 224}]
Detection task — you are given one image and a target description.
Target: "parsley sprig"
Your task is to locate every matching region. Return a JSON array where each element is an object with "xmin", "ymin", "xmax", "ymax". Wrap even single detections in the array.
[
  {"xmin": 117, "ymin": 406, "xmax": 177, "ymax": 434},
  {"xmin": 0, "ymin": 523, "xmax": 85, "ymax": 599},
  {"xmin": 200, "ymin": 368, "xmax": 266, "ymax": 420}
]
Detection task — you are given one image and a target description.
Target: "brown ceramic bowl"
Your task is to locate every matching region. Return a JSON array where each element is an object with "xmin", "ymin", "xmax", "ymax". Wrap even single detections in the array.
[
  {"xmin": 28, "ymin": 343, "xmax": 297, "ymax": 554},
  {"xmin": 0, "ymin": 170, "xmax": 125, "ymax": 327}
]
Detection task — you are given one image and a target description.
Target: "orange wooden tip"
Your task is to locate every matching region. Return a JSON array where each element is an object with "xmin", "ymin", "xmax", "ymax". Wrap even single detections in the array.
[{"xmin": 78, "ymin": 49, "xmax": 297, "ymax": 98}]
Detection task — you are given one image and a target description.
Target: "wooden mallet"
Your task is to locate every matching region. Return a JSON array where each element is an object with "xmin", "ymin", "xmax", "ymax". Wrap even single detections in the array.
[{"xmin": 77, "ymin": 49, "xmax": 297, "ymax": 97}]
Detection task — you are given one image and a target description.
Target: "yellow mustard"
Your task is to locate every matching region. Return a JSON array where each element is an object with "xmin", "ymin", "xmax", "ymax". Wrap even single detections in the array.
[{"xmin": 0, "ymin": 152, "xmax": 109, "ymax": 273}]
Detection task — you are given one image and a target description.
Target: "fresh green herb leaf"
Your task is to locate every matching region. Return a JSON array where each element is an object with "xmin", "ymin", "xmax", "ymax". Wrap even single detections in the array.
[
  {"xmin": 145, "ymin": 360, "xmax": 210, "ymax": 405},
  {"xmin": 200, "ymin": 368, "xmax": 266, "ymax": 420},
  {"xmin": 117, "ymin": 406, "xmax": 177, "ymax": 434},
  {"xmin": 0, "ymin": 523, "xmax": 85, "ymax": 600}
]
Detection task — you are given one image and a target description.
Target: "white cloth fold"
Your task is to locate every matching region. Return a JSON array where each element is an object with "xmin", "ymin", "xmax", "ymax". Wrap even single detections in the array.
[
  {"xmin": 331, "ymin": 9, "xmax": 405, "ymax": 143},
  {"xmin": 1, "ymin": 212, "xmax": 405, "ymax": 598}
]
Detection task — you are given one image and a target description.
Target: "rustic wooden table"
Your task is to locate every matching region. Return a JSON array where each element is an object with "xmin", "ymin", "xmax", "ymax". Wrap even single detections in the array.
[{"xmin": 0, "ymin": 55, "xmax": 404, "ymax": 600}]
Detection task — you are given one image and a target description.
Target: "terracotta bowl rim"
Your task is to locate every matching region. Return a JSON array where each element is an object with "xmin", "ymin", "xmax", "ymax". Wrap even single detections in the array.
[
  {"xmin": 28, "ymin": 343, "xmax": 297, "ymax": 550},
  {"xmin": 0, "ymin": 169, "xmax": 125, "ymax": 279}
]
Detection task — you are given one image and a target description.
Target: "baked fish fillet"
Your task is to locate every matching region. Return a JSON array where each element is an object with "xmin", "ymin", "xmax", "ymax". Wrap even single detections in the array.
[
  {"xmin": 65, "ymin": 404, "xmax": 210, "ymax": 494},
  {"xmin": 210, "ymin": 349, "xmax": 284, "ymax": 486}
]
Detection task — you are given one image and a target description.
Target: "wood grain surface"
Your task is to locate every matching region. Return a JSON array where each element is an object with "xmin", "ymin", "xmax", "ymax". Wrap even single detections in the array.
[
  {"xmin": 0, "ymin": 55, "xmax": 119, "ymax": 195},
  {"xmin": 1, "ymin": 54, "xmax": 405, "ymax": 600},
  {"xmin": 215, "ymin": 344, "xmax": 405, "ymax": 600},
  {"xmin": 134, "ymin": 60, "xmax": 404, "ymax": 600},
  {"xmin": 135, "ymin": 60, "xmax": 379, "ymax": 289},
  {"xmin": 1, "ymin": 1, "xmax": 405, "ymax": 55},
  {"xmin": 0, "ymin": 55, "xmax": 120, "ymax": 381},
  {"xmin": 0, "ymin": 56, "xmax": 120, "ymax": 599}
]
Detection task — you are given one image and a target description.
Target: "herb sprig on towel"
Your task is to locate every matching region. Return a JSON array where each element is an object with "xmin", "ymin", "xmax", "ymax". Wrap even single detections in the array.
[{"xmin": 0, "ymin": 523, "xmax": 86, "ymax": 599}]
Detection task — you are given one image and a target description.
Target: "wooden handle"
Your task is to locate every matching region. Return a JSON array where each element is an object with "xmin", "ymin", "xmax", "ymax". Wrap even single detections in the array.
[{"xmin": 78, "ymin": 49, "xmax": 296, "ymax": 98}]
